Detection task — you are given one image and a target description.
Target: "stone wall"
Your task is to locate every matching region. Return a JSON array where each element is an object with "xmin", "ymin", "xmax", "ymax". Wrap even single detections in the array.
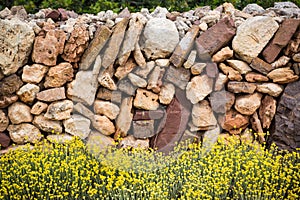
[{"xmin": 0, "ymin": 2, "xmax": 300, "ymax": 153}]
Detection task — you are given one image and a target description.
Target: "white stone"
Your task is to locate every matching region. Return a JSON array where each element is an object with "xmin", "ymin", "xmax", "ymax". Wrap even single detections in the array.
[
  {"xmin": 186, "ymin": 75, "xmax": 213, "ymax": 104},
  {"xmin": 63, "ymin": 115, "xmax": 91, "ymax": 139},
  {"xmin": 227, "ymin": 60, "xmax": 252, "ymax": 74},
  {"xmin": 8, "ymin": 102, "xmax": 32, "ymax": 124},
  {"xmin": 44, "ymin": 100, "xmax": 73, "ymax": 120},
  {"xmin": 159, "ymin": 83, "xmax": 175, "ymax": 105},
  {"xmin": 94, "ymin": 100, "xmax": 120, "ymax": 120},
  {"xmin": 128, "ymin": 73, "xmax": 147, "ymax": 88},
  {"xmin": 16, "ymin": 83, "xmax": 40, "ymax": 104},
  {"xmin": 8, "ymin": 123, "xmax": 42, "ymax": 144}
]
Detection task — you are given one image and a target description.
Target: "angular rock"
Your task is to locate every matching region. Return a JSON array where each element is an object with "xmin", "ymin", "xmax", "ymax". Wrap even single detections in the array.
[
  {"xmin": 8, "ymin": 102, "xmax": 32, "ymax": 124},
  {"xmin": 192, "ymin": 100, "xmax": 217, "ymax": 130},
  {"xmin": 205, "ymin": 62, "xmax": 219, "ymax": 78},
  {"xmin": 159, "ymin": 83, "xmax": 175, "ymax": 105},
  {"xmin": 133, "ymin": 120, "xmax": 155, "ymax": 139},
  {"xmin": 147, "ymin": 66, "xmax": 165, "ymax": 93},
  {"xmin": 170, "ymin": 25, "xmax": 199, "ymax": 67},
  {"xmin": 86, "ymin": 131, "xmax": 115, "ymax": 155},
  {"xmin": 271, "ymin": 56, "xmax": 290, "ymax": 68},
  {"xmin": 22, "ymin": 64, "xmax": 48, "ymax": 84},
  {"xmin": 191, "ymin": 63, "xmax": 206, "ymax": 75},
  {"xmin": 0, "ymin": 8, "xmax": 11, "ymax": 19},
  {"xmin": 155, "ymin": 59, "xmax": 170, "ymax": 67},
  {"xmin": 227, "ymin": 60, "xmax": 252, "ymax": 74},
  {"xmin": 242, "ymin": 4, "xmax": 265, "ymax": 15},
  {"xmin": 47, "ymin": 134, "xmax": 74, "ymax": 144},
  {"xmin": 63, "ymin": 115, "xmax": 91, "ymax": 139},
  {"xmin": 134, "ymin": 89, "xmax": 159, "ymax": 110},
  {"xmin": 245, "ymin": 72, "xmax": 269, "ymax": 82},
  {"xmin": 164, "ymin": 65, "xmax": 191, "ymax": 90},
  {"xmin": 250, "ymin": 57, "xmax": 274, "ymax": 75},
  {"xmin": 16, "ymin": 84, "xmax": 40, "ymax": 104},
  {"xmin": 219, "ymin": 109, "xmax": 250, "ymax": 135},
  {"xmin": 115, "ymin": 58, "xmax": 137, "ymax": 80},
  {"xmin": 133, "ymin": 110, "xmax": 165, "ymax": 120},
  {"xmin": 214, "ymin": 73, "xmax": 228, "ymax": 91},
  {"xmin": 293, "ymin": 53, "xmax": 300, "ymax": 62},
  {"xmin": 98, "ymin": 72, "xmax": 117, "ymax": 90},
  {"xmin": 256, "ymin": 83, "xmax": 283, "ymax": 97},
  {"xmin": 33, "ymin": 115, "xmax": 62, "ymax": 133},
  {"xmin": 94, "ymin": 100, "xmax": 120, "ymax": 120},
  {"xmin": 183, "ymin": 50, "xmax": 197, "ymax": 69},
  {"xmin": 31, "ymin": 101, "xmax": 48, "ymax": 115},
  {"xmin": 209, "ymin": 91, "xmax": 235, "ymax": 114},
  {"xmin": 134, "ymin": 61, "xmax": 155, "ymax": 79},
  {"xmin": 219, "ymin": 63, "xmax": 242, "ymax": 81},
  {"xmin": 133, "ymin": 43, "xmax": 147, "ymax": 68},
  {"xmin": 102, "ymin": 18, "xmax": 129, "ymax": 69},
  {"xmin": 62, "ymin": 25, "xmax": 89, "ymax": 63},
  {"xmin": 115, "ymin": 97, "xmax": 133, "ymax": 137},
  {"xmin": 196, "ymin": 16, "xmax": 236, "ymax": 58},
  {"xmin": 0, "ymin": 110, "xmax": 9, "ymax": 132},
  {"xmin": 80, "ymin": 25, "xmax": 112, "ymax": 70},
  {"xmin": 227, "ymin": 81, "xmax": 256, "ymax": 94},
  {"xmin": 119, "ymin": 135, "xmax": 149, "ymax": 149},
  {"xmin": 96, "ymin": 88, "xmax": 122, "ymax": 103},
  {"xmin": 128, "ymin": 73, "xmax": 147, "ymax": 88},
  {"xmin": 235, "ymin": 93, "xmax": 262, "ymax": 115},
  {"xmin": 250, "ymin": 111, "xmax": 265, "ymax": 143},
  {"xmin": 93, "ymin": 115, "xmax": 115, "ymax": 136},
  {"xmin": 186, "ymin": 75, "xmax": 213, "ymax": 104},
  {"xmin": 212, "ymin": 47, "xmax": 233, "ymax": 63},
  {"xmin": 44, "ymin": 100, "xmax": 73, "ymax": 120},
  {"xmin": 262, "ymin": 19, "xmax": 300, "ymax": 63},
  {"xmin": 0, "ymin": 74, "xmax": 23, "ymax": 96},
  {"xmin": 118, "ymin": 79, "xmax": 137, "ymax": 96},
  {"xmin": 44, "ymin": 62, "xmax": 74, "ymax": 88},
  {"xmin": 36, "ymin": 87, "xmax": 65, "ymax": 102},
  {"xmin": 32, "ymin": 30, "xmax": 66, "ymax": 66},
  {"xmin": 141, "ymin": 18, "xmax": 179, "ymax": 59},
  {"xmin": 259, "ymin": 95, "xmax": 276, "ymax": 129},
  {"xmin": 0, "ymin": 133, "xmax": 10, "ymax": 148},
  {"xmin": 8, "ymin": 123, "xmax": 42, "ymax": 144},
  {"xmin": 232, "ymin": 16, "xmax": 279, "ymax": 63},
  {"xmin": 0, "ymin": 95, "xmax": 18, "ymax": 109},
  {"xmin": 0, "ymin": 18, "xmax": 35, "ymax": 75},
  {"xmin": 267, "ymin": 67, "xmax": 299, "ymax": 84},
  {"xmin": 45, "ymin": 9, "xmax": 60, "ymax": 21}
]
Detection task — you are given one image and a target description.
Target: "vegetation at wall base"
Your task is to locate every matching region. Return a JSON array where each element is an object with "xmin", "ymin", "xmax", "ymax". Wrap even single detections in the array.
[{"xmin": 0, "ymin": 137, "xmax": 299, "ymax": 199}]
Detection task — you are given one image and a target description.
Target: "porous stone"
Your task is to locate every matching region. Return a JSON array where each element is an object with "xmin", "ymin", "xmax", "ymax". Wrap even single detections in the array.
[
  {"xmin": 227, "ymin": 81, "xmax": 256, "ymax": 94},
  {"xmin": 134, "ymin": 89, "xmax": 159, "ymax": 110},
  {"xmin": 147, "ymin": 66, "xmax": 165, "ymax": 93},
  {"xmin": 32, "ymin": 30, "xmax": 66, "ymax": 66},
  {"xmin": 183, "ymin": 50, "xmax": 197, "ymax": 69},
  {"xmin": 115, "ymin": 97, "xmax": 133, "ymax": 137},
  {"xmin": 0, "ymin": 95, "xmax": 18, "ymax": 109},
  {"xmin": 119, "ymin": 135, "xmax": 149, "ymax": 149},
  {"xmin": 259, "ymin": 95, "xmax": 276, "ymax": 129},
  {"xmin": 159, "ymin": 83, "xmax": 175, "ymax": 105},
  {"xmin": 44, "ymin": 100, "xmax": 73, "ymax": 120},
  {"xmin": 212, "ymin": 47, "xmax": 233, "ymax": 63},
  {"xmin": 250, "ymin": 57, "xmax": 274, "ymax": 75},
  {"xmin": 227, "ymin": 60, "xmax": 252, "ymax": 74},
  {"xmin": 0, "ymin": 18, "xmax": 35, "ymax": 75},
  {"xmin": 209, "ymin": 91, "xmax": 235, "ymax": 114},
  {"xmin": 86, "ymin": 131, "xmax": 115, "ymax": 155},
  {"xmin": 98, "ymin": 72, "xmax": 117, "ymax": 90},
  {"xmin": 219, "ymin": 109, "xmax": 249, "ymax": 135},
  {"xmin": 30, "ymin": 102, "xmax": 48, "ymax": 115},
  {"xmin": 0, "ymin": 133, "xmax": 10, "ymax": 148},
  {"xmin": 133, "ymin": 120, "xmax": 155, "ymax": 139},
  {"xmin": 94, "ymin": 100, "xmax": 120, "ymax": 120},
  {"xmin": 33, "ymin": 115, "xmax": 62, "ymax": 133},
  {"xmin": 36, "ymin": 87, "xmax": 66, "ymax": 102},
  {"xmin": 191, "ymin": 63, "xmax": 206, "ymax": 75},
  {"xmin": 44, "ymin": 62, "xmax": 74, "ymax": 88},
  {"xmin": 8, "ymin": 102, "xmax": 32, "ymax": 124},
  {"xmin": 164, "ymin": 65, "xmax": 191, "ymax": 90},
  {"xmin": 0, "ymin": 74, "xmax": 23, "ymax": 96},
  {"xmin": 192, "ymin": 100, "xmax": 217, "ymax": 130},
  {"xmin": 93, "ymin": 115, "xmax": 115, "ymax": 136},
  {"xmin": 0, "ymin": 110, "xmax": 9, "ymax": 132},
  {"xmin": 245, "ymin": 72, "xmax": 269, "ymax": 82},
  {"xmin": 232, "ymin": 16, "xmax": 279, "ymax": 63},
  {"xmin": 22, "ymin": 64, "xmax": 48, "ymax": 84},
  {"xmin": 214, "ymin": 73, "xmax": 228, "ymax": 91},
  {"xmin": 63, "ymin": 115, "xmax": 91, "ymax": 139},
  {"xmin": 134, "ymin": 61, "xmax": 155, "ymax": 78},
  {"xmin": 186, "ymin": 75, "xmax": 213, "ymax": 104},
  {"xmin": 115, "ymin": 58, "xmax": 137, "ymax": 80},
  {"xmin": 235, "ymin": 93, "xmax": 262, "ymax": 115},
  {"xmin": 8, "ymin": 123, "xmax": 42, "ymax": 144},
  {"xmin": 256, "ymin": 83, "xmax": 283, "ymax": 97},
  {"xmin": 219, "ymin": 63, "xmax": 242, "ymax": 81},
  {"xmin": 16, "ymin": 83, "xmax": 40, "ymax": 104},
  {"xmin": 128, "ymin": 73, "xmax": 147, "ymax": 88},
  {"xmin": 141, "ymin": 18, "xmax": 179, "ymax": 59},
  {"xmin": 267, "ymin": 67, "xmax": 299, "ymax": 84}
]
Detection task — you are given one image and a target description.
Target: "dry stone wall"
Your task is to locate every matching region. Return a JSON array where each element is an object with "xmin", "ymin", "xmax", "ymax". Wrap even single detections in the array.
[{"xmin": 0, "ymin": 2, "xmax": 300, "ymax": 153}]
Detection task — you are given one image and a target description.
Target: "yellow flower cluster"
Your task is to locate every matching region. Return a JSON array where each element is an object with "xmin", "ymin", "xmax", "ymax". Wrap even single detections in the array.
[{"xmin": 0, "ymin": 137, "xmax": 299, "ymax": 199}]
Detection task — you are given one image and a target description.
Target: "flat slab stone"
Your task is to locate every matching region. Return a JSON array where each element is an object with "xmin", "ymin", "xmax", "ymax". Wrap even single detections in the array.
[
  {"xmin": 209, "ymin": 91, "xmax": 235, "ymax": 114},
  {"xmin": 133, "ymin": 109, "xmax": 165, "ymax": 120},
  {"xmin": 133, "ymin": 120, "xmax": 155, "ymax": 139},
  {"xmin": 164, "ymin": 65, "xmax": 191, "ymax": 90},
  {"xmin": 186, "ymin": 75, "xmax": 213, "ymax": 104},
  {"xmin": 227, "ymin": 81, "xmax": 256, "ymax": 94},
  {"xmin": 115, "ymin": 97, "xmax": 133, "ymax": 137},
  {"xmin": 250, "ymin": 57, "xmax": 274, "ymax": 75},
  {"xmin": 36, "ymin": 87, "xmax": 66, "ymax": 102}
]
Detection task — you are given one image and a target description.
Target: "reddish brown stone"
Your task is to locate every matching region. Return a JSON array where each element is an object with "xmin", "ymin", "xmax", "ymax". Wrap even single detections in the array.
[
  {"xmin": 36, "ymin": 87, "xmax": 66, "ymax": 102},
  {"xmin": 133, "ymin": 110, "xmax": 165, "ymax": 120},
  {"xmin": 0, "ymin": 74, "xmax": 23, "ymax": 96},
  {"xmin": 45, "ymin": 10, "xmax": 60, "ymax": 21},
  {"xmin": 58, "ymin": 8, "xmax": 68, "ymax": 21},
  {"xmin": 259, "ymin": 95, "xmax": 276, "ymax": 129},
  {"xmin": 262, "ymin": 19, "xmax": 300, "ymax": 63},
  {"xmin": 0, "ymin": 95, "xmax": 18, "ymax": 109},
  {"xmin": 219, "ymin": 109, "xmax": 249, "ymax": 135},
  {"xmin": 250, "ymin": 57, "xmax": 274, "ymax": 75},
  {"xmin": 196, "ymin": 16, "xmax": 236, "ymax": 59},
  {"xmin": 0, "ymin": 133, "xmax": 10, "ymax": 148}
]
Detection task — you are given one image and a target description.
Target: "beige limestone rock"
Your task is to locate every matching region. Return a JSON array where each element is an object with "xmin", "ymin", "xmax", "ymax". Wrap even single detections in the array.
[
  {"xmin": 0, "ymin": 95, "xmax": 18, "ymax": 109},
  {"xmin": 33, "ymin": 115, "xmax": 62, "ymax": 133},
  {"xmin": 93, "ymin": 115, "xmax": 115, "ymax": 136},
  {"xmin": 115, "ymin": 97, "xmax": 133, "ymax": 137},
  {"xmin": 8, "ymin": 102, "xmax": 32, "ymax": 124},
  {"xmin": 63, "ymin": 115, "xmax": 91, "ymax": 139},
  {"xmin": 44, "ymin": 62, "xmax": 74, "ymax": 88},
  {"xmin": 267, "ymin": 67, "xmax": 299, "ymax": 84},
  {"xmin": 16, "ymin": 83, "xmax": 40, "ymax": 104},
  {"xmin": 133, "ymin": 43, "xmax": 147, "ymax": 68},
  {"xmin": 235, "ymin": 93, "xmax": 262, "ymax": 115},
  {"xmin": 94, "ymin": 100, "xmax": 120, "ymax": 120},
  {"xmin": 227, "ymin": 59, "xmax": 252, "ymax": 74},
  {"xmin": 128, "ymin": 73, "xmax": 147, "ymax": 88},
  {"xmin": 212, "ymin": 47, "xmax": 233, "ymax": 63},
  {"xmin": 215, "ymin": 73, "xmax": 228, "ymax": 91},
  {"xmin": 183, "ymin": 50, "xmax": 197, "ymax": 69},
  {"xmin": 115, "ymin": 58, "xmax": 137, "ymax": 80},
  {"xmin": 47, "ymin": 134, "xmax": 74, "ymax": 144},
  {"xmin": 159, "ymin": 83, "xmax": 175, "ymax": 105},
  {"xmin": 44, "ymin": 100, "xmax": 73, "ymax": 120},
  {"xmin": 186, "ymin": 75, "xmax": 213, "ymax": 104},
  {"xmin": 191, "ymin": 63, "xmax": 206, "ymax": 75},
  {"xmin": 8, "ymin": 123, "xmax": 42, "ymax": 144},
  {"xmin": 22, "ymin": 64, "xmax": 48, "ymax": 84},
  {"xmin": 0, "ymin": 109, "xmax": 9, "ymax": 132},
  {"xmin": 98, "ymin": 72, "xmax": 117, "ymax": 90},
  {"xmin": 259, "ymin": 95, "xmax": 276, "ymax": 129},
  {"xmin": 119, "ymin": 135, "xmax": 149, "ymax": 149},
  {"xmin": 86, "ymin": 131, "xmax": 115, "ymax": 155},
  {"xmin": 245, "ymin": 72, "xmax": 269, "ymax": 82},
  {"xmin": 134, "ymin": 61, "xmax": 155, "ymax": 78},
  {"xmin": 155, "ymin": 59, "xmax": 170, "ymax": 67},
  {"xmin": 134, "ymin": 89, "xmax": 159, "ymax": 110},
  {"xmin": 147, "ymin": 66, "xmax": 165, "ymax": 93},
  {"xmin": 219, "ymin": 63, "xmax": 242, "ymax": 81},
  {"xmin": 30, "ymin": 102, "xmax": 48, "ymax": 115},
  {"xmin": 36, "ymin": 87, "xmax": 66, "ymax": 102},
  {"xmin": 192, "ymin": 100, "xmax": 217, "ymax": 130},
  {"xmin": 256, "ymin": 83, "xmax": 283, "ymax": 97}
]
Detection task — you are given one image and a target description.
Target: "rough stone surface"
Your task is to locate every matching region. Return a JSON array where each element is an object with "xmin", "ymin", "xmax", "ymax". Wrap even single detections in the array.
[
  {"xmin": 267, "ymin": 67, "xmax": 299, "ymax": 84},
  {"xmin": 134, "ymin": 61, "xmax": 155, "ymax": 78},
  {"xmin": 44, "ymin": 100, "xmax": 73, "ymax": 120},
  {"xmin": 242, "ymin": 4, "xmax": 265, "ymax": 15},
  {"xmin": 32, "ymin": 30, "xmax": 66, "ymax": 66},
  {"xmin": 0, "ymin": 110, "xmax": 9, "ymax": 132},
  {"xmin": 63, "ymin": 115, "xmax": 91, "ymax": 139},
  {"xmin": 262, "ymin": 19, "xmax": 300, "ymax": 63},
  {"xmin": 192, "ymin": 100, "xmax": 217, "ymax": 130},
  {"xmin": 115, "ymin": 58, "xmax": 137, "ymax": 80},
  {"xmin": 159, "ymin": 83, "xmax": 175, "ymax": 105},
  {"xmin": 133, "ymin": 120, "xmax": 155, "ymax": 139},
  {"xmin": 0, "ymin": 133, "xmax": 10, "ymax": 148},
  {"xmin": 212, "ymin": 47, "xmax": 233, "ymax": 63},
  {"xmin": 170, "ymin": 25, "xmax": 199, "ymax": 67},
  {"xmin": 36, "ymin": 87, "xmax": 66, "ymax": 102},
  {"xmin": 134, "ymin": 89, "xmax": 159, "ymax": 110},
  {"xmin": 115, "ymin": 97, "xmax": 133, "ymax": 137},
  {"xmin": 0, "ymin": 95, "xmax": 18, "ymax": 109},
  {"xmin": 164, "ymin": 65, "xmax": 191, "ymax": 90},
  {"xmin": 133, "ymin": 110, "xmax": 165, "ymax": 120},
  {"xmin": 16, "ymin": 83, "xmax": 40, "ymax": 104},
  {"xmin": 147, "ymin": 66, "xmax": 165, "ymax": 93},
  {"xmin": 215, "ymin": 73, "xmax": 228, "ymax": 91},
  {"xmin": 22, "ymin": 64, "xmax": 48, "ymax": 84},
  {"xmin": 33, "ymin": 115, "xmax": 62, "ymax": 133},
  {"xmin": 96, "ymin": 88, "xmax": 122, "ymax": 103},
  {"xmin": 98, "ymin": 72, "xmax": 117, "ymax": 90},
  {"xmin": 93, "ymin": 115, "xmax": 115, "ymax": 136},
  {"xmin": 133, "ymin": 43, "xmax": 147, "ymax": 68},
  {"xmin": 245, "ymin": 72, "xmax": 269, "ymax": 82},
  {"xmin": 196, "ymin": 16, "xmax": 236, "ymax": 58},
  {"xmin": 186, "ymin": 75, "xmax": 213, "ymax": 104},
  {"xmin": 119, "ymin": 135, "xmax": 149, "ymax": 149},
  {"xmin": 30, "ymin": 102, "xmax": 48, "ymax": 115},
  {"xmin": 118, "ymin": 79, "xmax": 137, "ymax": 96},
  {"xmin": 94, "ymin": 100, "xmax": 120, "ymax": 120},
  {"xmin": 259, "ymin": 95, "xmax": 276, "ymax": 129},
  {"xmin": 250, "ymin": 111, "xmax": 265, "ymax": 143},
  {"xmin": 184, "ymin": 50, "xmax": 197, "ymax": 69},
  {"xmin": 227, "ymin": 81, "xmax": 256, "ymax": 94},
  {"xmin": 219, "ymin": 63, "xmax": 242, "ymax": 81},
  {"xmin": 8, "ymin": 123, "xmax": 42, "ymax": 144},
  {"xmin": 191, "ymin": 63, "xmax": 206, "ymax": 75},
  {"xmin": 227, "ymin": 60, "xmax": 252, "ymax": 74},
  {"xmin": 128, "ymin": 73, "xmax": 147, "ymax": 88},
  {"xmin": 141, "ymin": 18, "xmax": 179, "ymax": 59},
  {"xmin": 86, "ymin": 131, "xmax": 115, "ymax": 155},
  {"xmin": 250, "ymin": 57, "xmax": 274, "ymax": 75},
  {"xmin": 0, "ymin": 74, "xmax": 23, "ymax": 96},
  {"xmin": 219, "ymin": 109, "xmax": 249, "ymax": 134},
  {"xmin": 0, "ymin": 18, "xmax": 35, "ymax": 75},
  {"xmin": 256, "ymin": 83, "xmax": 283, "ymax": 97},
  {"xmin": 47, "ymin": 134, "xmax": 74, "ymax": 144},
  {"xmin": 209, "ymin": 91, "xmax": 235, "ymax": 114},
  {"xmin": 232, "ymin": 16, "xmax": 279, "ymax": 63},
  {"xmin": 44, "ymin": 62, "xmax": 74, "ymax": 88},
  {"xmin": 235, "ymin": 93, "xmax": 262, "ymax": 115},
  {"xmin": 8, "ymin": 102, "xmax": 32, "ymax": 124}
]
